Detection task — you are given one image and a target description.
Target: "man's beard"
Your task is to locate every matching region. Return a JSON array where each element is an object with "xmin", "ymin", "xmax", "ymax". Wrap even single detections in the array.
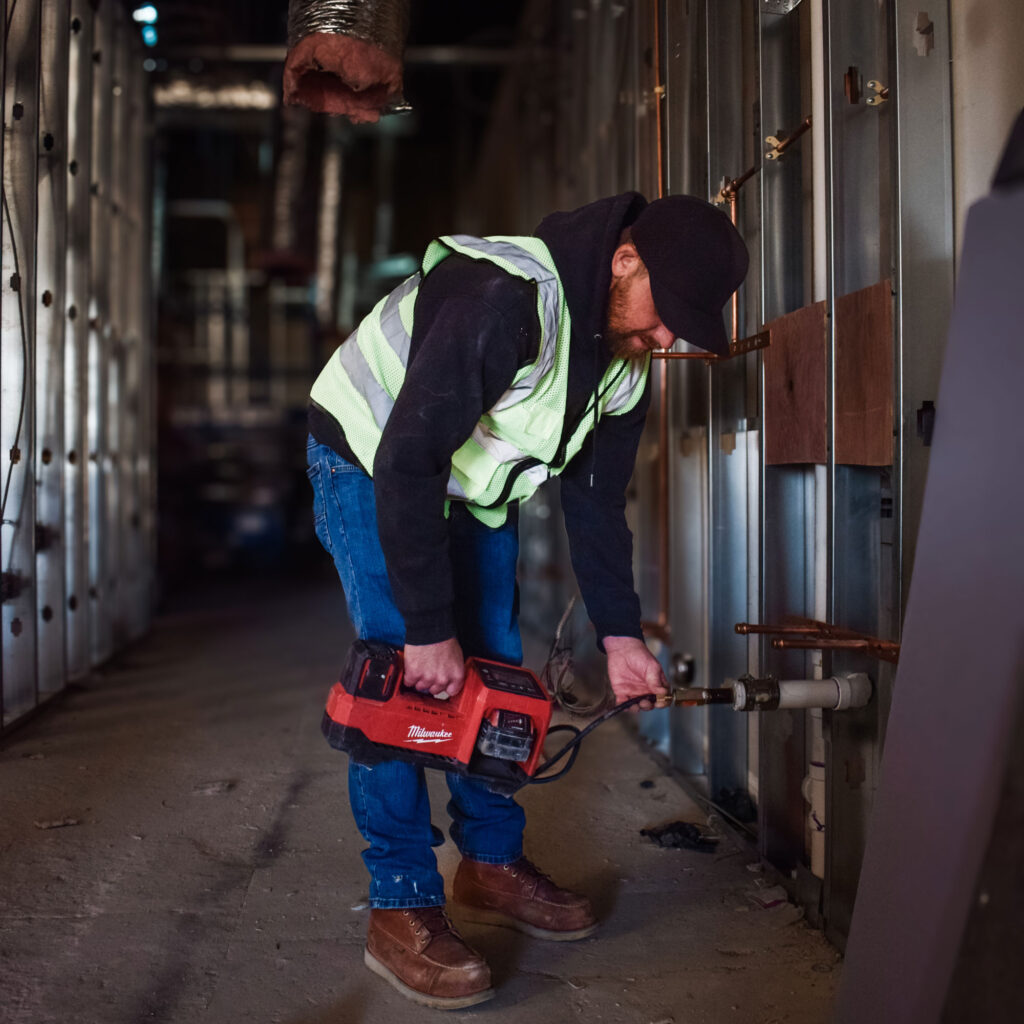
[{"xmin": 604, "ymin": 276, "xmax": 656, "ymax": 361}]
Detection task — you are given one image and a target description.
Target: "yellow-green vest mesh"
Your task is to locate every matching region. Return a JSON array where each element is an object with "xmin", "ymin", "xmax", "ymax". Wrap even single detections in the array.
[{"xmin": 309, "ymin": 234, "xmax": 650, "ymax": 527}]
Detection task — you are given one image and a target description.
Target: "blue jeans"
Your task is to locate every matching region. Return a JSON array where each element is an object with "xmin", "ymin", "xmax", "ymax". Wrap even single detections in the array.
[{"xmin": 306, "ymin": 436, "xmax": 526, "ymax": 908}]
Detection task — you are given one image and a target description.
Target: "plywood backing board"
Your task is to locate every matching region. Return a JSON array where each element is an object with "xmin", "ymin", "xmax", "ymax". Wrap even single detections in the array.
[
  {"xmin": 835, "ymin": 280, "xmax": 895, "ymax": 466},
  {"xmin": 764, "ymin": 301, "xmax": 827, "ymax": 465}
]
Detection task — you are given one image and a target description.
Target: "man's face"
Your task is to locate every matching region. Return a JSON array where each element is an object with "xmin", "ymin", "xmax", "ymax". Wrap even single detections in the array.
[{"xmin": 605, "ymin": 247, "xmax": 677, "ymax": 360}]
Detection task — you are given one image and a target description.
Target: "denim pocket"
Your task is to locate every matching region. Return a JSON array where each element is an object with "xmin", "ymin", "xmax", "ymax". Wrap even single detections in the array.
[
  {"xmin": 306, "ymin": 462, "xmax": 326, "ymax": 518},
  {"xmin": 306, "ymin": 462, "xmax": 333, "ymax": 557},
  {"xmin": 327, "ymin": 457, "xmax": 366, "ymax": 476}
]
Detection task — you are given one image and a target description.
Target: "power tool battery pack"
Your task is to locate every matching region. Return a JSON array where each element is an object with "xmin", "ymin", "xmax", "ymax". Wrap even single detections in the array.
[{"xmin": 321, "ymin": 640, "xmax": 554, "ymax": 795}]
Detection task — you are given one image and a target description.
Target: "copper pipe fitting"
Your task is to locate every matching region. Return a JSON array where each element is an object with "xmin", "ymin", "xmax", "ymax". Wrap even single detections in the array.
[
  {"xmin": 765, "ymin": 115, "xmax": 813, "ymax": 160},
  {"xmin": 654, "ymin": 686, "xmax": 734, "ymax": 709}
]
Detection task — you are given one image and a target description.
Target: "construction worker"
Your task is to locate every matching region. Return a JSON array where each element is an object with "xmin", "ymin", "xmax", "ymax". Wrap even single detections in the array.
[{"xmin": 306, "ymin": 191, "xmax": 749, "ymax": 1008}]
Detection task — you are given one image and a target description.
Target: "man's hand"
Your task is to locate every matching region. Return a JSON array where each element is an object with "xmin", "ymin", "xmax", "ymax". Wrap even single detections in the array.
[
  {"xmin": 404, "ymin": 638, "xmax": 466, "ymax": 698},
  {"xmin": 603, "ymin": 636, "xmax": 668, "ymax": 711}
]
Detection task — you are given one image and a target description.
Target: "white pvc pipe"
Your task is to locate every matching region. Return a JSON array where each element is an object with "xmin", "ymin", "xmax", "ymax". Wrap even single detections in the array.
[
  {"xmin": 802, "ymin": 761, "xmax": 827, "ymax": 877},
  {"xmin": 778, "ymin": 674, "xmax": 872, "ymax": 710}
]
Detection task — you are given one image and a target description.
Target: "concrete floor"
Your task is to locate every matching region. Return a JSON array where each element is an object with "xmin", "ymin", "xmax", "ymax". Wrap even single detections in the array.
[{"xmin": 0, "ymin": 574, "xmax": 840, "ymax": 1023}]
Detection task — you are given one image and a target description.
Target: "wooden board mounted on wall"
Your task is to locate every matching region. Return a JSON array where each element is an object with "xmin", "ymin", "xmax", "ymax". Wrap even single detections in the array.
[
  {"xmin": 835, "ymin": 279, "xmax": 895, "ymax": 466},
  {"xmin": 764, "ymin": 301, "xmax": 827, "ymax": 465},
  {"xmin": 763, "ymin": 282, "xmax": 894, "ymax": 466}
]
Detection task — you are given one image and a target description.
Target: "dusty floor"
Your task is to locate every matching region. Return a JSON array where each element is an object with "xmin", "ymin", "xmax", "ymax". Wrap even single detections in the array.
[{"xmin": 0, "ymin": 574, "xmax": 840, "ymax": 1024}]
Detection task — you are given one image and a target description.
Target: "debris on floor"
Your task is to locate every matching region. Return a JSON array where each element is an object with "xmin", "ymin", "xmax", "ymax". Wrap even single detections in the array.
[
  {"xmin": 33, "ymin": 817, "xmax": 81, "ymax": 830},
  {"xmin": 640, "ymin": 820, "xmax": 719, "ymax": 852},
  {"xmin": 747, "ymin": 883, "xmax": 790, "ymax": 909}
]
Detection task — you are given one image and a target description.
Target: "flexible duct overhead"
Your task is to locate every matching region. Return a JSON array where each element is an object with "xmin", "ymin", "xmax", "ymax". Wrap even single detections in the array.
[{"xmin": 284, "ymin": 0, "xmax": 410, "ymax": 124}]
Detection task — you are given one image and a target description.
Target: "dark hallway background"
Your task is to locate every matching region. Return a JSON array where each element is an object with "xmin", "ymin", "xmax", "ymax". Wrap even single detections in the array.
[{"xmin": 152, "ymin": 0, "xmax": 529, "ymax": 590}]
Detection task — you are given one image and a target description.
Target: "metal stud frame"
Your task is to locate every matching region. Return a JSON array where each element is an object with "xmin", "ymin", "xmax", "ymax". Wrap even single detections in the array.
[{"xmin": 1, "ymin": 0, "xmax": 153, "ymax": 731}]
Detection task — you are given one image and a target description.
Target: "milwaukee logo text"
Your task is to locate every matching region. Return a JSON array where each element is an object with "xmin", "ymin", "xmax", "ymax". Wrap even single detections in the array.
[{"xmin": 407, "ymin": 725, "xmax": 454, "ymax": 744}]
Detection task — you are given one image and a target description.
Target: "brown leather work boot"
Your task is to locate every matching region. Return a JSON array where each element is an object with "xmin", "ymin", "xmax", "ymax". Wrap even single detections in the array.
[
  {"xmin": 364, "ymin": 906, "xmax": 494, "ymax": 1009},
  {"xmin": 452, "ymin": 857, "xmax": 598, "ymax": 941}
]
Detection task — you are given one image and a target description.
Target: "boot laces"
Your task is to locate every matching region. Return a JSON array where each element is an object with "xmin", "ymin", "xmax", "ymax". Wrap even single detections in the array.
[
  {"xmin": 405, "ymin": 905, "xmax": 458, "ymax": 940},
  {"xmin": 502, "ymin": 857, "xmax": 550, "ymax": 884}
]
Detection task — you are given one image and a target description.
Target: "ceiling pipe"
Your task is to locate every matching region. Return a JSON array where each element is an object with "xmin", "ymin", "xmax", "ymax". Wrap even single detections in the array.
[{"xmin": 283, "ymin": 0, "xmax": 411, "ymax": 123}]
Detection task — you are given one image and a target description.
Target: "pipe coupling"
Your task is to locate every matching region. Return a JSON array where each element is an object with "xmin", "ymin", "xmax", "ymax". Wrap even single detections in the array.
[{"xmin": 730, "ymin": 673, "xmax": 872, "ymax": 711}]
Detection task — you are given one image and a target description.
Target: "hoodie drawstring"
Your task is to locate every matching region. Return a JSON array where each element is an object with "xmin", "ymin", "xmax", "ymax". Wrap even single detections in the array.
[{"xmin": 590, "ymin": 334, "xmax": 602, "ymax": 488}]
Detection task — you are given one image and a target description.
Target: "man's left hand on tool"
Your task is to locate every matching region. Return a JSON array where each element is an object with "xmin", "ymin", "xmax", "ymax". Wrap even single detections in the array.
[
  {"xmin": 404, "ymin": 637, "xmax": 466, "ymax": 698},
  {"xmin": 603, "ymin": 636, "xmax": 669, "ymax": 710}
]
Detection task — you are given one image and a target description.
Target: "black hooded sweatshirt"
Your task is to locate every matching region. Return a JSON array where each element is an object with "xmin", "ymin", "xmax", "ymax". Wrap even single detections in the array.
[{"xmin": 308, "ymin": 191, "xmax": 651, "ymax": 646}]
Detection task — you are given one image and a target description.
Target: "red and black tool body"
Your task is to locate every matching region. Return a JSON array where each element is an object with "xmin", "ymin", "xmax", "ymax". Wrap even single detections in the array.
[{"xmin": 321, "ymin": 640, "xmax": 554, "ymax": 795}]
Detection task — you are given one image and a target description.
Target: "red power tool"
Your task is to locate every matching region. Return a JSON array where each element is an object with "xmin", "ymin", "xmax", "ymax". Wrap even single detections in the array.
[{"xmin": 321, "ymin": 640, "xmax": 556, "ymax": 795}]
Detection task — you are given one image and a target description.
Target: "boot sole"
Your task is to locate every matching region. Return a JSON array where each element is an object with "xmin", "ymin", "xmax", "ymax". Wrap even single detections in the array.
[
  {"xmin": 455, "ymin": 905, "xmax": 598, "ymax": 942},
  {"xmin": 363, "ymin": 947, "xmax": 495, "ymax": 1010}
]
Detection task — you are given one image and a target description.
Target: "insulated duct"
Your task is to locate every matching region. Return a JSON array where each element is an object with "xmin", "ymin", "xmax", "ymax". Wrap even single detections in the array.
[{"xmin": 284, "ymin": 0, "xmax": 410, "ymax": 124}]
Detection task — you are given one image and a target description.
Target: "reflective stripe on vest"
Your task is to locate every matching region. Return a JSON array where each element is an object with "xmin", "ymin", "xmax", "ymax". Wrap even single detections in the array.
[{"xmin": 310, "ymin": 235, "xmax": 650, "ymax": 526}]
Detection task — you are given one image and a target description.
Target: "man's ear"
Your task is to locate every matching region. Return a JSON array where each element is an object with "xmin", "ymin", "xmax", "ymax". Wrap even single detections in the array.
[{"xmin": 610, "ymin": 242, "xmax": 643, "ymax": 281}]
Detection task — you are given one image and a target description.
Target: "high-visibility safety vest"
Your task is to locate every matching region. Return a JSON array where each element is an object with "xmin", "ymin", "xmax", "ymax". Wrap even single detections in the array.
[{"xmin": 310, "ymin": 234, "xmax": 650, "ymax": 527}]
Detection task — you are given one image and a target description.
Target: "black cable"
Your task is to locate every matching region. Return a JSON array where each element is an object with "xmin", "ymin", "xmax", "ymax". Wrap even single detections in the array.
[
  {"xmin": 0, "ymin": 187, "xmax": 30, "ymax": 533},
  {"xmin": 528, "ymin": 723, "xmax": 583, "ymax": 785},
  {"xmin": 529, "ymin": 693, "xmax": 655, "ymax": 785}
]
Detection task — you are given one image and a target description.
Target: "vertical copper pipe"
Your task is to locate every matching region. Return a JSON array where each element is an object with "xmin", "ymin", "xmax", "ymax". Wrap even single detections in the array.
[
  {"xmin": 654, "ymin": 0, "xmax": 669, "ymax": 638},
  {"xmin": 658, "ymin": 341, "xmax": 670, "ymax": 631},
  {"xmin": 652, "ymin": 0, "xmax": 665, "ymax": 201},
  {"xmin": 729, "ymin": 192, "xmax": 739, "ymax": 342}
]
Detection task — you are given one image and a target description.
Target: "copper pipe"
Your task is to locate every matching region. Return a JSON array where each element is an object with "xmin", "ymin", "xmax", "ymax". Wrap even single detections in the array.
[
  {"xmin": 640, "ymin": 112, "xmax": 812, "ymax": 647},
  {"xmin": 772, "ymin": 115, "xmax": 812, "ymax": 158},
  {"xmin": 652, "ymin": 351, "xmax": 719, "ymax": 360},
  {"xmin": 771, "ymin": 637, "xmax": 901, "ymax": 664},
  {"xmin": 753, "ymin": 616, "xmax": 880, "ymax": 641},
  {"xmin": 716, "ymin": 165, "xmax": 760, "ymax": 204},
  {"xmin": 658, "ymin": 340, "xmax": 669, "ymax": 626},
  {"xmin": 772, "ymin": 638, "xmax": 869, "ymax": 650},
  {"xmin": 737, "ymin": 619, "xmax": 901, "ymax": 663},
  {"xmin": 652, "ymin": 0, "xmax": 665, "ymax": 202},
  {"xmin": 644, "ymin": 0, "xmax": 670, "ymax": 643},
  {"xmin": 652, "ymin": 330, "xmax": 769, "ymax": 361},
  {"xmin": 641, "ymin": 619, "xmax": 671, "ymax": 643},
  {"xmin": 735, "ymin": 622, "xmax": 825, "ymax": 636},
  {"xmin": 718, "ymin": 168, "xmax": 756, "ymax": 342},
  {"xmin": 729, "ymin": 193, "xmax": 739, "ymax": 340}
]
